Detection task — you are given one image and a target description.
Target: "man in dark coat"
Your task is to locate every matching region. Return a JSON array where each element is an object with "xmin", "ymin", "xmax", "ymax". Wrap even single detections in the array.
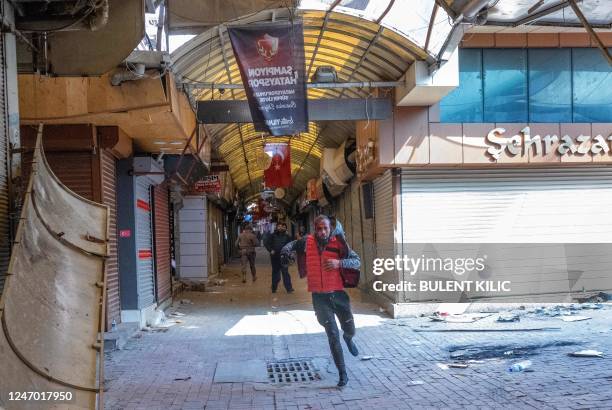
[{"xmin": 264, "ymin": 222, "xmax": 294, "ymax": 293}]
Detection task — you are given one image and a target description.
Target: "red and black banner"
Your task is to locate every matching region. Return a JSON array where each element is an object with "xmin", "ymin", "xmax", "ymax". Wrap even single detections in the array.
[
  {"xmin": 263, "ymin": 142, "xmax": 291, "ymax": 188},
  {"xmin": 228, "ymin": 21, "xmax": 308, "ymax": 136}
]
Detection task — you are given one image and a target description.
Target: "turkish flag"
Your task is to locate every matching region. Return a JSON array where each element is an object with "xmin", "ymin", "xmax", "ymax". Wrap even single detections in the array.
[{"xmin": 263, "ymin": 142, "xmax": 291, "ymax": 188}]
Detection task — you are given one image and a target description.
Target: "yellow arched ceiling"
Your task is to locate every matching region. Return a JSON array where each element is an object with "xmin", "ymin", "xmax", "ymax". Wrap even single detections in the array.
[{"xmin": 172, "ymin": 7, "xmax": 430, "ymax": 203}]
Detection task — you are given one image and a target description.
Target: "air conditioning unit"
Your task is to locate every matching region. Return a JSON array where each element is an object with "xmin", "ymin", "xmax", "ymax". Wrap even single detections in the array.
[
  {"xmin": 133, "ymin": 156, "xmax": 164, "ymax": 184},
  {"xmin": 312, "ymin": 65, "xmax": 338, "ymax": 83},
  {"xmin": 320, "ymin": 140, "xmax": 356, "ymax": 197}
]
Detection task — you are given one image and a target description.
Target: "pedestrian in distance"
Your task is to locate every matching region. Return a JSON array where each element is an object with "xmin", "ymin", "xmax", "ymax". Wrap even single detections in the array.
[
  {"xmin": 263, "ymin": 222, "xmax": 294, "ymax": 293},
  {"xmin": 235, "ymin": 223, "xmax": 258, "ymax": 283},
  {"xmin": 281, "ymin": 215, "xmax": 360, "ymax": 387}
]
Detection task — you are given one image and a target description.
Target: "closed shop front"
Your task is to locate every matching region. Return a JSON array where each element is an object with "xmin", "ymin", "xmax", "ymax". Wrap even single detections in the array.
[
  {"xmin": 20, "ymin": 124, "xmax": 126, "ymax": 329},
  {"xmin": 178, "ymin": 196, "xmax": 208, "ymax": 282},
  {"xmin": 207, "ymin": 201, "xmax": 224, "ymax": 276},
  {"xmin": 135, "ymin": 175, "xmax": 155, "ymax": 308},
  {"xmin": 153, "ymin": 184, "xmax": 172, "ymax": 304}
]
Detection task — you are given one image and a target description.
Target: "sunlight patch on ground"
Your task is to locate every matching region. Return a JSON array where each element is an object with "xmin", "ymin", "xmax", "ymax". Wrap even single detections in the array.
[{"xmin": 224, "ymin": 310, "xmax": 387, "ymax": 336}]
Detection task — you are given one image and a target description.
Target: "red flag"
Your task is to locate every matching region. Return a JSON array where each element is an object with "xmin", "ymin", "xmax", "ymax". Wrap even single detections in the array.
[{"xmin": 263, "ymin": 142, "xmax": 291, "ymax": 188}]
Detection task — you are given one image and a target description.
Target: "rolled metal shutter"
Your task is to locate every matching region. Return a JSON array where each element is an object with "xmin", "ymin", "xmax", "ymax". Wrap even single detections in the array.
[
  {"xmin": 400, "ymin": 168, "xmax": 612, "ymax": 243},
  {"xmin": 373, "ymin": 170, "xmax": 397, "ymax": 302},
  {"xmin": 135, "ymin": 176, "xmax": 155, "ymax": 308},
  {"xmin": 349, "ymin": 180, "xmax": 363, "ymax": 273},
  {"xmin": 360, "ymin": 182, "xmax": 375, "ymax": 288},
  {"xmin": 0, "ymin": 34, "xmax": 9, "ymax": 295},
  {"xmin": 153, "ymin": 184, "xmax": 171, "ymax": 303},
  {"xmin": 101, "ymin": 149, "xmax": 120, "ymax": 329},
  {"xmin": 46, "ymin": 153, "xmax": 95, "ymax": 200}
]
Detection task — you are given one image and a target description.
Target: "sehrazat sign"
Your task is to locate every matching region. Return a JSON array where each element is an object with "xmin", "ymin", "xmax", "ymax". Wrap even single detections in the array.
[{"xmin": 486, "ymin": 127, "xmax": 612, "ymax": 160}]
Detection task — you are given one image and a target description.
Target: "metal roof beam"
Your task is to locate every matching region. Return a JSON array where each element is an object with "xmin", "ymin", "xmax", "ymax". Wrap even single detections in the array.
[
  {"xmin": 306, "ymin": 0, "xmax": 342, "ymax": 79},
  {"xmin": 218, "ymin": 24, "xmax": 254, "ymax": 191},
  {"xmin": 185, "ymin": 81, "xmax": 403, "ymax": 90},
  {"xmin": 568, "ymin": 0, "xmax": 612, "ymax": 65}
]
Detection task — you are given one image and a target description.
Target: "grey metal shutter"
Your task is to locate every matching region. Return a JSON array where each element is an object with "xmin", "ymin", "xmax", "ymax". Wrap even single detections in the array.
[
  {"xmin": 399, "ymin": 167, "xmax": 612, "ymax": 300},
  {"xmin": 349, "ymin": 180, "xmax": 363, "ymax": 270},
  {"xmin": 0, "ymin": 34, "xmax": 9, "ymax": 295},
  {"xmin": 373, "ymin": 170, "xmax": 397, "ymax": 301},
  {"xmin": 360, "ymin": 183, "xmax": 375, "ymax": 288},
  {"xmin": 135, "ymin": 176, "xmax": 155, "ymax": 308},
  {"xmin": 400, "ymin": 168, "xmax": 612, "ymax": 243},
  {"xmin": 101, "ymin": 149, "xmax": 120, "ymax": 329}
]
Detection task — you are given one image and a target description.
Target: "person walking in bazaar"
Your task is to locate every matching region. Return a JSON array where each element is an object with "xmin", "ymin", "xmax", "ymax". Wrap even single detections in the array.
[
  {"xmin": 281, "ymin": 215, "xmax": 361, "ymax": 387},
  {"xmin": 263, "ymin": 221, "xmax": 295, "ymax": 294},
  {"xmin": 235, "ymin": 223, "xmax": 259, "ymax": 283}
]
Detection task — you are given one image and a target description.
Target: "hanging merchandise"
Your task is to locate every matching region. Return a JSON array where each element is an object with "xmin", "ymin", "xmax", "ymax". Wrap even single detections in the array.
[
  {"xmin": 263, "ymin": 142, "xmax": 292, "ymax": 188},
  {"xmin": 227, "ymin": 20, "xmax": 308, "ymax": 136}
]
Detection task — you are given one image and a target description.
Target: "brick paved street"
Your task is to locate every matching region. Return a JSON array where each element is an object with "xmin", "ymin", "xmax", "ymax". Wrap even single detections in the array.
[{"xmin": 105, "ymin": 254, "xmax": 612, "ymax": 410}]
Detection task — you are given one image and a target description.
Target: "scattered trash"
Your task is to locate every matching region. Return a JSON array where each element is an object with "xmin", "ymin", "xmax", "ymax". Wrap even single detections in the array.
[
  {"xmin": 416, "ymin": 327, "xmax": 561, "ymax": 333},
  {"xmin": 180, "ymin": 299, "xmax": 193, "ymax": 305},
  {"xmin": 508, "ymin": 360, "xmax": 532, "ymax": 373},
  {"xmin": 379, "ymin": 307, "xmax": 386, "ymax": 313},
  {"xmin": 560, "ymin": 315, "xmax": 591, "ymax": 322},
  {"xmin": 449, "ymin": 341, "xmax": 578, "ymax": 361},
  {"xmin": 169, "ymin": 312, "xmax": 185, "ymax": 317},
  {"xmin": 174, "ymin": 320, "xmax": 184, "ymax": 324},
  {"xmin": 448, "ymin": 363, "xmax": 469, "ymax": 369},
  {"xmin": 361, "ymin": 356, "xmax": 374, "ymax": 361},
  {"xmin": 497, "ymin": 314, "xmax": 520, "ymax": 323},
  {"xmin": 174, "ymin": 376, "xmax": 192, "ymax": 381},
  {"xmin": 568, "ymin": 350, "xmax": 604, "ymax": 358},
  {"xmin": 211, "ymin": 279, "xmax": 227, "ymax": 286},
  {"xmin": 430, "ymin": 313, "xmax": 489, "ymax": 323},
  {"xmin": 436, "ymin": 363, "xmax": 449, "ymax": 370}
]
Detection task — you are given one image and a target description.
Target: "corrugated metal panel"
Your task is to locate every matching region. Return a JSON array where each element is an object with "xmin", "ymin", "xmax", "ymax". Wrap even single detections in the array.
[
  {"xmin": 0, "ymin": 35, "xmax": 8, "ymax": 295},
  {"xmin": 46, "ymin": 153, "xmax": 94, "ymax": 200},
  {"xmin": 349, "ymin": 180, "xmax": 363, "ymax": 276},
  {"xmin": 179, "ymin": 196, "xmax": 207, "ymax": 280},
  {"xmin": 360, "ymin": 182, "xmax": 375, "ymax": 289},
  {"xmin": 400, "ymin": 168, "xmax": 612, "ymax": 243},
  {"xmin": 101, "ymin": 149, "xmax": 120, "ymax": 329},
  {"xmin": 135, "ymin": 177, "xmax": 155, "ymax": 308},
  {"xmin": 373, "ymin": 170, "xmax": 397, "ymax": 302},
  {"xmin": 153, "ymin": 184, "xmax": 171, "ymax": 303},
  {"xmin": 208, "ymin": 202, "xmax": 222, "ymax": 276}
]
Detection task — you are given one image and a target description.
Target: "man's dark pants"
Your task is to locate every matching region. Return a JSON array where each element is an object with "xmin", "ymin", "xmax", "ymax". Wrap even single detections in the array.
[
  {"xmin": 271, "ymin": 255, "xmax": 293, "ymax": 292},
  {"xmin": 312, "ymin": 291, "xmax": 355, "ymax": 373}
]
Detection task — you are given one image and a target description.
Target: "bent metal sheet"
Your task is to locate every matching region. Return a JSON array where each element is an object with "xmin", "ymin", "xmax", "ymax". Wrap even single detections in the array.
[{"xmin": 228, "ymin": 20, "xmax": 308, "ymax": 136}]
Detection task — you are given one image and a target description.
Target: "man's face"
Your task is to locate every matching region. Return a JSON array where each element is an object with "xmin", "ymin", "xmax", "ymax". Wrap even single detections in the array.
[
  {"xmin": 276, "ymin": 224, "xmax": 286, "ymax": 233},
  {"xmin": 315, "ymin": 220, "xmax": 331, "ymax": 240}
]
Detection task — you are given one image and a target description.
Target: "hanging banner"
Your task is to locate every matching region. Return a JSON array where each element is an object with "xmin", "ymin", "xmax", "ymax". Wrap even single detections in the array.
[
  {"xmin": 227, "ymin": 20, "xmax": 308, "ymax": 136},
  {"xmin": 263, "ymin": 142, "xmax": 292, "ymax": 188}
]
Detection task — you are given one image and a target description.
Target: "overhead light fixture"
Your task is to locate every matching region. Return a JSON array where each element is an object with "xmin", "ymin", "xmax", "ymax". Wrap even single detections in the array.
[
  {"xmin": 312, "ymin": 65, "xmax": 337, "ymax": 83},
  {"xmin": 169, "ymin": 141, "xmax": 184, "ymax": 145},
  {"xmin": 153, "ymin": 141, "xmax": 167, "ymax": 145}
]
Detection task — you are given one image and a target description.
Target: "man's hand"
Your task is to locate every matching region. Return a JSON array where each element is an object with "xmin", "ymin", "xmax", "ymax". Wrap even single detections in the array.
[
  {"xmin": 323, "ymin": 258, "xmax": 340, "ymax": 270},
  {"xmin": 270, "ymin": 250, "xmax": 275, "ymax": 255}
]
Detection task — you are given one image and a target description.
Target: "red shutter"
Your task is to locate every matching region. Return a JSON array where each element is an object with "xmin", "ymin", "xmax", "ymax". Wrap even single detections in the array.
[
  {"xmin": 45, "ymin": 153, "xmax": 95, "ymax": 201},
  {"xmin": 100, "ymin": 149, "xmax": 120, "ymax": 329},
  {"xmin": 153, "ymin": 184, "xmax": 171, "ymax": 303}
]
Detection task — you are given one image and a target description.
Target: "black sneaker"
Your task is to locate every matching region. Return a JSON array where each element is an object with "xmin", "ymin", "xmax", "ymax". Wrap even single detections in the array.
[
  {"xmin": 287, "ymin": 289, "xmax": 295, "ymax": 294},
  {"xmin": 337, "ymin": 371, "xmax": 348, "ymax": 387},
  {"xmin": 343, "ymin": 335, "xmax": 359, "ymax": 357}
]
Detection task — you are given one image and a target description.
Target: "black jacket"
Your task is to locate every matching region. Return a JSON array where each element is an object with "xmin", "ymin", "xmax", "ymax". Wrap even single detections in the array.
[{"xmin": 264, "ymin": 232, "xmax": 292, "ymax": 255}]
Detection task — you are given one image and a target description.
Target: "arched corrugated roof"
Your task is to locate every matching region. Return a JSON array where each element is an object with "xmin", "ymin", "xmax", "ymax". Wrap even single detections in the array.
[{"xmin": 171, "ymin": 7, "xmax": 433, "ymax": 202}]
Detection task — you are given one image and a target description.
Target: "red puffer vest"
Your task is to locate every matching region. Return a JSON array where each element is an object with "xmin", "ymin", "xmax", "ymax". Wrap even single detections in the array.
[{"xmin": 305, "ymin": 234, "xmax": 344, "ymax": 293}]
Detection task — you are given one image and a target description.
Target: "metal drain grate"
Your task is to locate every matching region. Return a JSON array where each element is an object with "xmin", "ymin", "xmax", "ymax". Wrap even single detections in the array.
[{"xmin": 267, "ymin": 359, "xmax": 320, "ymax": 384}]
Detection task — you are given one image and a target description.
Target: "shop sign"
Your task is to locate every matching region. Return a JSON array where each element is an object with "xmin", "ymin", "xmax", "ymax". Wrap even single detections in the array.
[
  {"xmin": 193, "ymin": 175, "xmax": 221, "ymax": 194},
  {"xmin": 486, "ymin": 127, "xmax": 612, "ymax": 160}
]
